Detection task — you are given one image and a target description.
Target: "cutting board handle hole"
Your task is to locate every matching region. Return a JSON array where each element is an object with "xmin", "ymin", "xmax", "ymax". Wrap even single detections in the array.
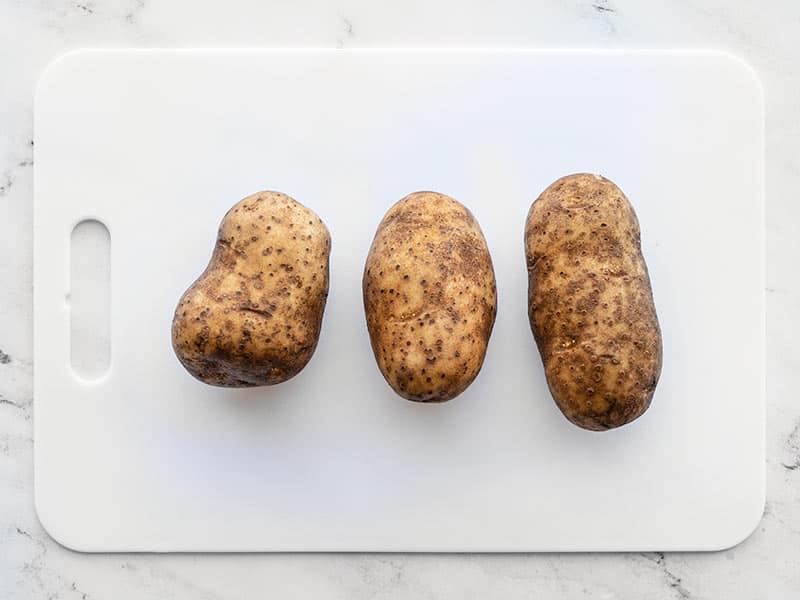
[{"xmin": 70, "ymin": 219, "xmax": 111, "ymax": 381}]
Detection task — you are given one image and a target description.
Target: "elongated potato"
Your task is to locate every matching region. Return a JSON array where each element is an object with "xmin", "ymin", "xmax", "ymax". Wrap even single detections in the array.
[
  {"xmin": 172, "ymin": 191, "xmax": 330, "ymax": 387},
  {"xmin": 363, "ymin": 192, "xmax": 496, "ymax": 402},
  {"xmin": 525, "ymin": 174, "xmax": 662, "ymax": 430}
]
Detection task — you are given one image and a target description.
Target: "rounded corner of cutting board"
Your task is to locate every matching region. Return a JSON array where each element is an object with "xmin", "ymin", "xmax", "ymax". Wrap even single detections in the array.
[
  {"xmin": 731, "ymin": 495, "xmax": 767, "ymax": 552},
  {"xmin": 34, "ymin": 490, "xmax": 95, "ymax": 553},
  {"xmin": 704, "ymin": 50, "xmax": 764, "ymax": 99},
  {"xmin": 35, "ymin": 49, "xmax": 98, "ymax": 108},
  {"xmin": 704, "ymin": 489, "xmax": 766, "ymax": 553}
]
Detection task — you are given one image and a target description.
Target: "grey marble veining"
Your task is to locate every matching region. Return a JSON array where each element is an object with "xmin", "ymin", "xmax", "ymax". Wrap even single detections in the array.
[{"xmin": 1, "ymin": 1, "xmax": 799, "ymax": 598}]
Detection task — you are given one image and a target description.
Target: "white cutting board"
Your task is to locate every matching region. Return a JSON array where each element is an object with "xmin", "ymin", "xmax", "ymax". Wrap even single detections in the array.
[{"xmin": 33, "ymin": 49, "xmax": 764, "ymax": 552}]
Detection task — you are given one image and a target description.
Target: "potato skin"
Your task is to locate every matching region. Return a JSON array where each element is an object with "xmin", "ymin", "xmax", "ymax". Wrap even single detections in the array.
[
  {"xmin": 525, "ymin": 174, "xmax": 662, "ymax": 430},
  {"xmin": 172, "ymin": 191, "xmax": 330, "ymax": 387},
  {"xmin": 363, "ymin": 192, "xmax": 496, "ymax": 402}
]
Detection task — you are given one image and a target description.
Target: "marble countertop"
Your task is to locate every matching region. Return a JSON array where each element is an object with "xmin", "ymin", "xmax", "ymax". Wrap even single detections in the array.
[{"xmin": 1, "ymin": 1, "xmax": 798, "ymax": 598}]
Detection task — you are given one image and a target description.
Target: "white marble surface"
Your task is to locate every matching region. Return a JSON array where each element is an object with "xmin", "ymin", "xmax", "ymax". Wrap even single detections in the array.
[{"xmin": 0, "ymin": 0, "xmax": 798, "ymax": 597}]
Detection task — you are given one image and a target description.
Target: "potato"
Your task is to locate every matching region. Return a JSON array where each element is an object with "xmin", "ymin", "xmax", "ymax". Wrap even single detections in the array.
[
  {"xmin": 363, "ymin": 192, "xmax": 496, "ymax": 402},
  {"xmin": 525, "ymin": 174, "xmax": 662, "ymax": 430},
  {"xmin": 172, "ymin": 191, "xmax": 330, "ymax": 387}
]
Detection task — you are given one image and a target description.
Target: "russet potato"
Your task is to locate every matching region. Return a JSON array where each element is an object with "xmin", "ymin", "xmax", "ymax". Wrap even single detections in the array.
[
  {"xmin": 363, "ymin": 192, "xmax": 496, "ymax": 402},
  {"xmin": 525, "ymin": 174, "xmax": 662, "ymax": 430},
  {"xmin": 172, "ymin": 191, "xmax": 330, "ymax": 387}
]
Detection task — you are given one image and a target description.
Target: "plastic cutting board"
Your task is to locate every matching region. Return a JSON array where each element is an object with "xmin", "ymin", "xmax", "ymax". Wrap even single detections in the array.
[{"xmin": 34, "ymin": 49, "xmax": 764, "ymax": 552}]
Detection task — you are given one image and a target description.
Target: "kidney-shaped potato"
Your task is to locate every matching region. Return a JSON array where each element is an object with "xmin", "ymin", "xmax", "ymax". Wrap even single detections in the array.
[
  {"xmin": 172, "ymin": 191, "xmax": 330, "ymax": 387},
  {"xmin": 363, "ymin": 191, "xmax": 497, "ymax": 402},
  {"xmin": 525, "ymin": 174, "xmax": 662, "ymax": 430}
]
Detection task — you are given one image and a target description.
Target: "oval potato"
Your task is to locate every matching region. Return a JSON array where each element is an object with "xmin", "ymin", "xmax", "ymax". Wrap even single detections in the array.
[
  {"xmin": 363, "ymin": 192, "xmax": 497, "ymax": 402},
  {"xmin": 172, "ymin": 191, "xmax": 330, "ymax": 387},
  {"xmin": 525, "ymin": 174, "xmax": 662, "ymax": 430}
]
